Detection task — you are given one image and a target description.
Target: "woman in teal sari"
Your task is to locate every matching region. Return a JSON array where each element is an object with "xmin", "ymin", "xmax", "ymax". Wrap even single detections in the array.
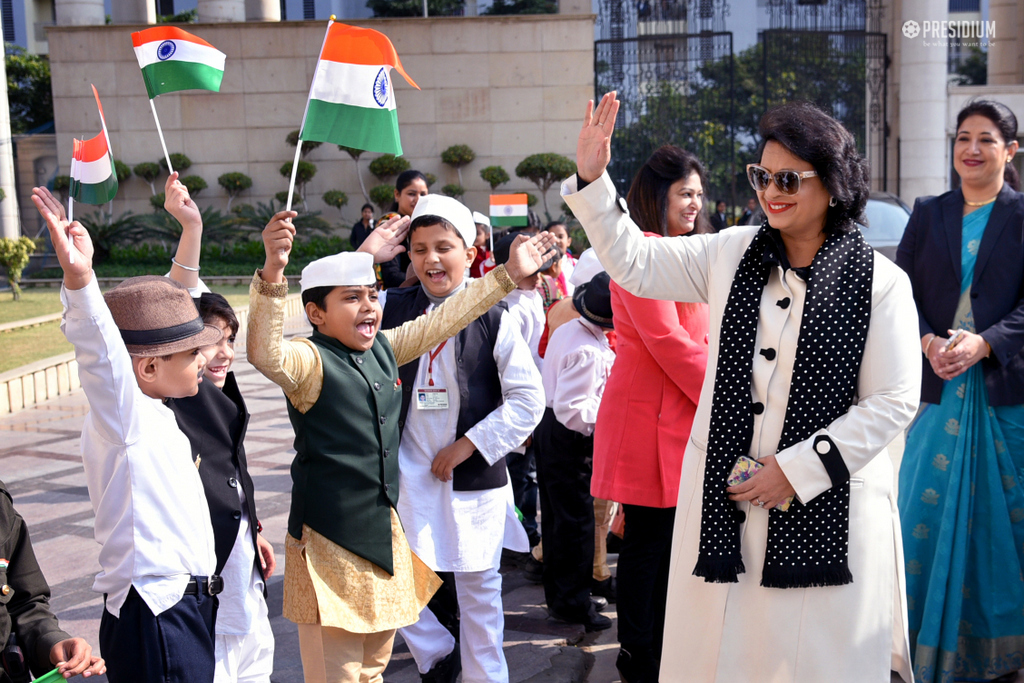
[{"xmin": 897, "ymin": 100, "xmax": 1024, "ymax": 683}]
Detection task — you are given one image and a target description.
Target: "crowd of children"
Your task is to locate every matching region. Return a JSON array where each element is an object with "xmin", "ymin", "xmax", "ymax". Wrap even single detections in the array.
[{"xmin": 27, "ymin": 158, "xmax": 629, "ymax": 683}]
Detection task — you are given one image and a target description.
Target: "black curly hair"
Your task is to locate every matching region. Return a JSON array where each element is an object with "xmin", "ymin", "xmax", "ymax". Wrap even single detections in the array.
[{"xmin": 757, "ymin": 102, "xmax": 870, "ymax": 235}]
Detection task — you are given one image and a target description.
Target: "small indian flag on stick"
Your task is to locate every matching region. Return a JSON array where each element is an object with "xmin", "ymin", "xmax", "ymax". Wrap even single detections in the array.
[
  {"xmin": 490, "ymin": 194, "xmax": 530, "ymax": 228},
  {"xmin": 131, "ymin": 26, "xmax": 226, "ymax": 98},
  {"xmin": 70, "ymin": 86, "xmax": 118, "ymax": 205},
  {"xmin": 298, "ymin": 20, "xmax": 419, "ymax": 155}
]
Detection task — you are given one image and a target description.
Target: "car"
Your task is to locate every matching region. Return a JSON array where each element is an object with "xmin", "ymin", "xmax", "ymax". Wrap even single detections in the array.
[{"xmin": 861, "ymin": 191, "xmax": 912, "ymax": 261}]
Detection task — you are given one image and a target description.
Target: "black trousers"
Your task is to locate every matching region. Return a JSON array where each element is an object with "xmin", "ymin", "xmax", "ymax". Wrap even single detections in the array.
[
  {"xmin": 617, "ymin": 504, "xmax": 676, "ymax": 660},
  {"xmin": 426, "ymin": 571, "xmax": 460, "ymax": 642},
  {"xmin": 535, "ymin": 407, "xmax": 595, "ymax": 619},
  {"xmin": 507, "ymin": 444, "xmax": 539, "ymax": 546},
  {"xmin": 100, "ymin": 584, "xmax": 217, "ymax": 683}
]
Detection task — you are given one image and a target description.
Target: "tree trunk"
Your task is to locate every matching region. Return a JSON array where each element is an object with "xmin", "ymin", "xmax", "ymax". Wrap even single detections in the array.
[{"xmin": 355, "ymin": 159, "xmax": 369, "ymax": 204}]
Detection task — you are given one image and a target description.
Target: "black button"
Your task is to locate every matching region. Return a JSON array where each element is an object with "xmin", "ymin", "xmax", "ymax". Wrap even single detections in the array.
[
  {"xmin": 379, "ymin": 415, "xmax": 387, "ymax": 425},
  {"xmin": 384, "ymin": 449, "xmax": 390, "ymax": 458},
  {"xmin": 777, "ymin": 297, "xmax": 791, "ymax": 309},
  {"xmin": 732, "ymin": 508, "xmax": 746, "ymax": 524},
  {"xmin": 759, "ymin": 348, "xmax": 777, "ymax": 361},
  {"xmin": 227, "ymin": 477, "xmax": 238, "ymax": 488},
  {"xmin": 232, "ymin": 510, "xmax": 241, "ymax": 520},
  {"xmin": 355, "ymin": 357, "xmax": 364, "ymax": 364},
  {"xmin": 384, "ymin": 483, "xmax": 391, "ymax": 492},
  {"xmin": 374, "ymin": 382, "xmax": 382, "ymax": 391},
  {"xmin": 752, "ymin": 402, "xmax": 765, "ymax": 415},
  {"xmin": 971, "ymin": 292, "xmax": 979, "ymax": 299}
]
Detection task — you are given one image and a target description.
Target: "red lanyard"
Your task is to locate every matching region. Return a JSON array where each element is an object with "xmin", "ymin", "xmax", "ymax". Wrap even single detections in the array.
[{"xmin": 426, "ymin": 340, "xmax": 447, "ymax": 387}]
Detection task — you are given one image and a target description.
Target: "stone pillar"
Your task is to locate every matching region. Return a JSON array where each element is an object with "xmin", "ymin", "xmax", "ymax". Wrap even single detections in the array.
[
  {"xmin": 111, "ymin": 0, "xmax": 155, "ymax": 24},
  {"xmin": 246, "ymin": 0, "xmax": 281, "ymax": 21},
  {"xmin": 53, "ymin": 0, "xmax": 105, "ymax": 26},
  {"xmin": 899, "ymin": 0, "xmax": 949, "ymax": 203},
  {"xmin": 988, "ymin": 0, "xmax": 1022, "ymax": 86},
  {"xmin": 0, "ymin": 6, "xmax": 20, "ymax": 239},
  {"xmin": 197, "ymin": 0, "xmax": 245, "ymax": 22}
]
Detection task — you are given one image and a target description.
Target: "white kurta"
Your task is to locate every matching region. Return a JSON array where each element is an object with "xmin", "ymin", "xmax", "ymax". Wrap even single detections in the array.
[
  {"xmin": 397, "ymin": 307, "xmax": 540, "ymax": 572},
  {"xmin": 563, "ymin": 173, "xmax": 921, "ymax": 683}
]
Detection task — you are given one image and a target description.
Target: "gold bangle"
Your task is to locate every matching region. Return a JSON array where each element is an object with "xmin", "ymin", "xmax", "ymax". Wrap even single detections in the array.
[{"xmin": 923, "ymin": 335, "xmax": 937, "ymax": 356}]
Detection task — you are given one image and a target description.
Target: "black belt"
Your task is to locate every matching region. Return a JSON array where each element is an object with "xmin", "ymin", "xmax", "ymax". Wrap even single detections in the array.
[{"xmin": 184, "ymin": 575, "xmax": 223, "ymax": 597}]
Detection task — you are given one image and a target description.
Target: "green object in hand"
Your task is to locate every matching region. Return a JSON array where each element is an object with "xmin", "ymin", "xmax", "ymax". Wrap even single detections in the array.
[
  {"xmin": 515, "ymin": 506, "xmax": 524, "ymax": 522},
  {"xmin": 32, "ymin": 668, "xmax": 66, "ymax": 683}
]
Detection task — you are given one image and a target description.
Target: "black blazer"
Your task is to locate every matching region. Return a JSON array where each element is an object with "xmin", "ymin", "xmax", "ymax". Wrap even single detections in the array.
[{"xmin": 895, "ymin": 184, "xmax": 1024, "ymax": 405}]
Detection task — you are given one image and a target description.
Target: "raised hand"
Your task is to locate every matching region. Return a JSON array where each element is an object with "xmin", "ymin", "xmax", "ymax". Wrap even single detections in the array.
[
  {"xmin": 576, "ymin": 91, "xmax": 620, "ymax": 184},
  {"xmin": 503, "ymin": 231, "xmax": 558, "ymax": 284},
  {"xmin": 357, "ymin": 214, "xmax": 411, "ymax": 263},
  {"xmin": 32, "ymin": 186, "xmax": 93, "ymax": 290},
  {"xmin": 164, "ymin": 171, "xmax": 202, "ymax": 231},
  {"xmin": 261, "ymin": 211, "xmax": 297, "ymax": 284}
]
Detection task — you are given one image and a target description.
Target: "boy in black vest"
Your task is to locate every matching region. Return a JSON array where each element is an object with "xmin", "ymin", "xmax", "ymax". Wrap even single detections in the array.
[
  {"xmin": 381, "ymin": 196, "xmax": 545, "ymax": 683},
  {"xmin": 247, "ymin": 209, "xmax": 554, "ymax": 683}
]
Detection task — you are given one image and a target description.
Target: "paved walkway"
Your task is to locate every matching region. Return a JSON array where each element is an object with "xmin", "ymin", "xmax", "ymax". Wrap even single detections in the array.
[{"xmin": 0, "ymin": 316, "xmax": 615, "ymax": 683}]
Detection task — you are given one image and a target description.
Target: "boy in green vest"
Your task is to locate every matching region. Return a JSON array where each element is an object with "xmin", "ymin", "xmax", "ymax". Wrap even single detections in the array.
[{"xmin": 246, "ymin": 210, "xmax": 554, "ymax": 683}]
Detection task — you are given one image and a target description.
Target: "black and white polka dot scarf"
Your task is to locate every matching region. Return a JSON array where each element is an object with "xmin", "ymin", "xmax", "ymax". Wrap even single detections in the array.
[{"xmin": 692, "ymin": 226, "xmax": 873, "ymax": 589}]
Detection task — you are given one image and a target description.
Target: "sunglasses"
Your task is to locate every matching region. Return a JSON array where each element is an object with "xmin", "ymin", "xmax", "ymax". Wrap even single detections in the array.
[{"xmin": 746, "ymin": 164, "xmax": 818, "ymax": 196}]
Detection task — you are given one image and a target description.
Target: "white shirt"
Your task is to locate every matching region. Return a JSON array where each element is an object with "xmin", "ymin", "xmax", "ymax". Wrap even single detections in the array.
[
  {"xmin": 61, "ymin": 279, "xmax": 217, "ymax": 617},
  {"xmin": 502, "ymin": 288, "xmax": 546, "ymax": 372},
  {"xmin": 397, "ymin": 309, "xmax": 542, "ymax": 572},
  {"xmin": 541, "ymin": 318, "xmax": 615, "ymax": 436},
  {"xmin": 214, "ymin": 478, "xmax": 265, "ymax": 635}
]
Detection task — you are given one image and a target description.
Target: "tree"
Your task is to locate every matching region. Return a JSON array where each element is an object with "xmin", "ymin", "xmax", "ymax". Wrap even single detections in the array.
[
  {"xmin": 368, "ymin": 154, "xmax": 411, "ymax": 183},
  {"xmin": 286, "ymin": 129, "xmax": 322, "ymax": 157},
  {"xmin": 279, "ymin": 160, "xmax": 317, "ymax": 211},
  {"xmin": 322, "ymin": 190, "xmax": 349, "ymax": 217},
  {"xmin": 158, "ymin": 153, "xmax": 193, "ymax": 173},
  {"xmin": 133, "ymin": 162, "xmax": 161, "ymax": 195},
  {"xmin": 6, "ymin": 44, "xmax": 52, "ymax": 134},
  {"xmin": 483, "ymin": 0, "xmax": 556, "ymax": 14},
  {"xmin": 369, "ymin": 184, "xmax": 396, "ymax": 212},
  {"xmin": 480, "ymin": 165, "xmax": 510, "ymax": 191},
  {"xmin": 217, "ymin": 172, "xmax": 253, "ymax": 211},
  {"xmin": 424, "ymin": 172, "xmax": 437, "ymax": 188},
  {"xmin": 339, "ymin": 146, "xmax": 370, "ymax": 204},
  {"xmin": 441, "ymin": 184, "xmax": 465, "ymax": 199},
  {"xmin": 0, "ymin": 236, "xmax": 38, "ymax": 300},
  {"xmin": 515, "ymin": 153, "xmax": 576, "ymax": 218},
  {"xmin": 367, "ymin": 0, "xmax": 464, "ymax": 16},
  {"xmin": 441, "ymin": 144, "xmax": 475, "ymax": 186},
  {"xmin": 114, "ymin": 160, "xmax": 131, "ymax": 183},
  {"xmin": 181, "ymin": 175, "xmax": 207, "ymax": 196}
]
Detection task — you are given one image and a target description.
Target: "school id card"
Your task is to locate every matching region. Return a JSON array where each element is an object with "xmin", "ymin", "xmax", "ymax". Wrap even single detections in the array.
[{"xmin": 416, "ymin": 387, "xmax": 450, "ymax": 410}]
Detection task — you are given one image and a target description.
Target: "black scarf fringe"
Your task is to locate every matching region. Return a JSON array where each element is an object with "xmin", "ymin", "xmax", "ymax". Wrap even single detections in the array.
[
  {"xmin": 760, "ymin": 565, "xmax": 854, "ymax": 589},
  {"xmin": 692, "ymin": 557, "xmax": 746, "ymax": 584}
]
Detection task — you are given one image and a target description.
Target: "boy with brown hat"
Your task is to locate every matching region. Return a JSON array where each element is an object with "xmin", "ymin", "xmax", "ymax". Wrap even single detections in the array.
[{"xmin": 32, "ymin": 188, "xmax": 223, "ymax": 683}]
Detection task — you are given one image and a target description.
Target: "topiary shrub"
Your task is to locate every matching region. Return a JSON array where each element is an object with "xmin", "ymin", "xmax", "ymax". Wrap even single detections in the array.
[
  {"xmin": 441, "ymin": 183, "xmax": 465, "ymax": 199},
  {"xmin": 0, "ymin": 236, "xmax": 38, "ymax": 300},
  {"xmin": 286, "ymin": 129, "xmax": 323, "ymax": 157},
  {"xmin": 515, "ymin": 153, "xmax": 576, "ymax": 218},
  {"xmin": 424, "ymin": 172, "xmax": 437, "ymax": 188},
  {"xmin": 133, "ymin": 162, "xmax": 161, "ymax": 195},
  {"xmin": 217, "ymin": 172, "xmax": 253, "ymax": 210},
  {"xmin": 480, "ymin": 165, "xmax": 509, "ymax": 191},
  {"xmin": 441, "ymin": 144, "xmax": 475, "ymax": 185},
  {"xmin": 181, "ymin": 175, "xmax": 207, "ymax": 196},
  {"xmin": 322, "ymin": 190, "xmax": 349, "ymax": 215},
  {"xmin": 369, "ymin": 184, "xmax": 396, "ymax": 212},
  {"xmin": 158, "ymin": 153, "xmax": 192, "ymax": 173},
  {"xmin": 368, "ymin": 154, "xmax": 410, "ymax": 182},
  {"xmin": 279, "ymin": 160, "xmax": 318, "ymax": 211},
  {"xmin": 150, "ymin": 192, "xmax": 166, "ymax": 211},
  {"xmin": 114, "ymin": 160, "xmax": 132, "ymax": 183}
]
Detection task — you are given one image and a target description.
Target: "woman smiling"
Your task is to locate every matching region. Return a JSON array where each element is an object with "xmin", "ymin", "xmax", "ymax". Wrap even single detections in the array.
[{"xmin": 563, "ymin": 93, "xmax": 921, "ymax": 683}]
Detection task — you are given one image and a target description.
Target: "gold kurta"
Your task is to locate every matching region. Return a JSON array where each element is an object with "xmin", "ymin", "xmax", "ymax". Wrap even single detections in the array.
[{"xmin": 247, "ymin": 267, "xmax": 516, "ymax": 632}]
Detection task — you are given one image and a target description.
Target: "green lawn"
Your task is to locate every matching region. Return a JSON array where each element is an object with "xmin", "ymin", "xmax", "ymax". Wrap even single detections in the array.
[{"xmin": 0, "ymin": 284, "xmax": 253, "ymax": 374}]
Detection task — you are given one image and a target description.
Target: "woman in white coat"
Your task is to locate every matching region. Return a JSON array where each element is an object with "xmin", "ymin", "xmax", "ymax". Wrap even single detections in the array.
[{"xmin": 563, "ymin": 93, "xmax": 922, "ymax": 683}]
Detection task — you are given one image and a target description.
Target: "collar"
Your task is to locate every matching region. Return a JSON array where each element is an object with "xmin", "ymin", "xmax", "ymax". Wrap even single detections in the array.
[
  {"xmin": 424, "ymin": 280, "xmax": 467, "ymax": 307},
  {"xmin": 762, "ymin": 226, "xmax": 811, "ymax": 280}
]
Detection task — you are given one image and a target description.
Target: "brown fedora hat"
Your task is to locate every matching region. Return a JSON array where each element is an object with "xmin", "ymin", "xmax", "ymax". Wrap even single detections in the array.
[{"xmin": 103, "ymin": 276, "xmax": 223, "ymax": 357}]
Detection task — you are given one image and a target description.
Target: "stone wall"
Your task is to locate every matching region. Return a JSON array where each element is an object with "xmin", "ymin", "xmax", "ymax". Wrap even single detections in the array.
[{"xmin": 46, "ymin": 14, "xmax": 595, "ymax": 229}]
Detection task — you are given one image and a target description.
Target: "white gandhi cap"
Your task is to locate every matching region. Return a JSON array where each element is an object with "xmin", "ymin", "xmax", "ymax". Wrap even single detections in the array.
[
  {"xmin": 300, "ymin": 252, "xmax": 376, "ymax": 293},
  {"xmin": 411, "ymin": 195, "xmax": 477, "ymax": 248},
  {"xmin": 569, "ymin": 248, "xmax": 606, "ymax": 287},
  {"xmin": 472, "ymin": 211, "xmax": 491, "ymax": 228}
]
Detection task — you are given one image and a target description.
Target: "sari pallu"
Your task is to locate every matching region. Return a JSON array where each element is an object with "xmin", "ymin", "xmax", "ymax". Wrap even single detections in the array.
[{"xmin": 899, "ymin": 201, "xmax": 1024, "ymax": 683}]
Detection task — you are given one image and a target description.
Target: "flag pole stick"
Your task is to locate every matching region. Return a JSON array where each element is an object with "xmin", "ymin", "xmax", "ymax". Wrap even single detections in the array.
[
  {"xmin": 284, "ymin": 142, "xmax": 302, "ymax": 213},
  {"xmin": 149, "ymin": 99, "xmax": 174, "ymax": 174},
  {"xmin": 67, "ymin": 196, "xmax": 74, "ymax": 265}
]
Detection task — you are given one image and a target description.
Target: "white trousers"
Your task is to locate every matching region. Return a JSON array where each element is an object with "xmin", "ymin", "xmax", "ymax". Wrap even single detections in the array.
[
  {"xmin": 213, "ymin": 594, "xmax": 275, "ymax": 683},
  {"xmin": 399, "ymin": 567, "xmax": 508, "ymax": 683}
]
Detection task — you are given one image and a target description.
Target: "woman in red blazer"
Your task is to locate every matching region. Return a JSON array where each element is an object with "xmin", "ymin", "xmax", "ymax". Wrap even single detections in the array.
[{"xmin": 593, "ymin": 146, "xmax": 710, "ymax": 683}]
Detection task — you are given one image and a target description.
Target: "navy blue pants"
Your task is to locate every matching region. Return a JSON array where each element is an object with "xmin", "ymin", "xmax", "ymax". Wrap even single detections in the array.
[{"xmin": 100, "ymin": 584, "xmax": 217, "ymax": 683}]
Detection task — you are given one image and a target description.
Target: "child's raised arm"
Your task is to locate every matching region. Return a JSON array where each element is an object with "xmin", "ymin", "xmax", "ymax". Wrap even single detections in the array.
[
  {"xmin": 165, "ymin": 172, "xmax": 203, "ymax": 289},
  {"xmin": 260, "ymin": 210, "xmax": 296, "ymax": 284},
  {"xmin": 356, "ymin": 214, "xmax": 411, "ymax": 263},
  {"xmin": 32, "ymin": 186, "xmax": 92, "ymax": 290}
]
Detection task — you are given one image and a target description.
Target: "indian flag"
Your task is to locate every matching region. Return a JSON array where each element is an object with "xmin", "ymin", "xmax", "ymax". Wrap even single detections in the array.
[
  {"xmin": 298, "ymin": 21, "xmax": 419, "ymax": 155},
  {"xmin": 490, "ymin": 194, "xmax": 530, "ymax": 228},
  {"xmin": 131, "ymin": 26, "xmax": 225, "ymax": 99},
  {"xmin": 70, "ymin": 86, "xmax": 118, "ymax": 205}
]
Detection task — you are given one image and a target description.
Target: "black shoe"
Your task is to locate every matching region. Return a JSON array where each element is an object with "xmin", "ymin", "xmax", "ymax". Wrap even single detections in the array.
[
  {"xmin": 524, "ymin": 555, "xmax": 543, "ymax": 584},
  {"xmin": 548, "ymin": 604, "xmax": 613, "ymax": 632},
  {"xmin": 591, "ymin": 595, "xmax": 608, "ymax": 612},
  {"xmin": 616, "ymin": 645, "xmax": 659, "ymax": 683},
  {"xmin": 592, "ymin": 576, "xmax": 617, "ymax": 602},
  {"xmin": 501, "ymin": 548, "xmax": 533, "ymax": 570},
  {"xmin": 421, "ymin": 643, "xmax": 461, "ymax": 683}
]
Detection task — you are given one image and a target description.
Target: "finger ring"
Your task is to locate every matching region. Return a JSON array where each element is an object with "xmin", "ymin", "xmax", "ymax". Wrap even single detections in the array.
[{"xmin": 759, "ymin": 501, "xmax": 766, "ymax": 508}]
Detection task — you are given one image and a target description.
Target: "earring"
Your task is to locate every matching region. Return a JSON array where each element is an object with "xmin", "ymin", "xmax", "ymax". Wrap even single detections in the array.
[{"xmin": 829, "ymin": 197, "xmax": 838, "ymax": 207}]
